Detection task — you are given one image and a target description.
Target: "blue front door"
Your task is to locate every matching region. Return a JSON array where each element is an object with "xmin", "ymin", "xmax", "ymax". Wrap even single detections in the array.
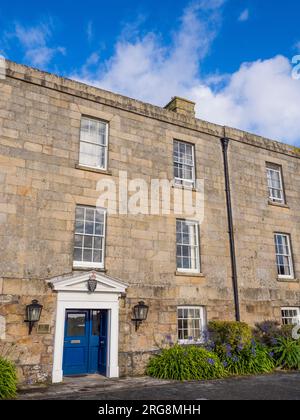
[{"xmin": 63, "ymin": 309, "xmax": 108, "ymax": 376}]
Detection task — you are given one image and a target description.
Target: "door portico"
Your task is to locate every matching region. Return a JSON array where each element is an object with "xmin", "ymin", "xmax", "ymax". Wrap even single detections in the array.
[{"xmin": 47, "ymin": 271, "xmax": 128, "ymax": 383}]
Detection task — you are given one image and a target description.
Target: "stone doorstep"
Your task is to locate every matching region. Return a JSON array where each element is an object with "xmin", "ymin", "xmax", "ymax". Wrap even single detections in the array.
[{"xmin": 17, "ymin": 376, "xmax": 172, "ymax": 399}]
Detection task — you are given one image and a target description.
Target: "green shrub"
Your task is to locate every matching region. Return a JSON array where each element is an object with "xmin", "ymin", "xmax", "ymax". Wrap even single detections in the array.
[
  {"xmin": 208, "ymin": 321, "xmax": 252, "ymax": 351},
  {"xmin": 254, "ymin": 321, "xmax": 296, "ymax": 347},
  {"xmin": 280, "ymin": 324, "xmax": 296, "ymax": 339},
  {"xmin": 0, "ymin": 358, "xmax": 17, "ymax": 400},
  {"xmin": 253, "ymin": 321, "xmax": 281, "ymax": 347},
  {"xmin": 219, "ymin": 342, "xmax": 275, "ymax": 376},
  {"xmin": 272, "ymin": 336, "xmax": 300, "ymax": 370},
  {"xmin": 207, "ymin": 321, "xmax": 275, "ymax": 376},
  {"xmin": 146, "ymin": 345, "xmax": 226, "ymax": 381}
]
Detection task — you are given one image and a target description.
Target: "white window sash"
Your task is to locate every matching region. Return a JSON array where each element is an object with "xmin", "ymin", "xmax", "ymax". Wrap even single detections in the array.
[
  {"xmin": 177, "ymin": 306, "xmax": 206, "ymax": 344},
  {"xmin": 173, "ymin": 141, "xmax": 195, "ymax": 187},
  {"xmin": 281, "ymin": 307, "xmax": 300, "ymax": 325},
  {"xmin": 275, "ymin": 234, "xmax": 294, "ymax": 279},
  {"xmin": 79, "ymin": 118, "xmax": 108, "ymax": 170},
  {"xmin": 176, "ymin": 220, "xmax": 200, "ymax": 273},
  {"xmin": 73, "ymin": 206, "xmax": 106, "ymax": 269},
  {"xmin": 267, "ymin": 166, "xmax": 284, "ymax": 203}
]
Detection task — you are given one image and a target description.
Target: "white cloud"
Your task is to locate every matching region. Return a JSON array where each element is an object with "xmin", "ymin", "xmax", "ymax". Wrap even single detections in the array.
[
  {"xmin": 72, "ymin": 0, "xmax": 226, "ymax": 104},
  {"xmin": 6, "ymin": 21, "xmax": 65, "ymax": 67},
  {"xmin": 238, "ymin": 9, "xmax": 249, "ymax": 22},
  {"xmin": 194, "ymin": 56, "xmax": 300, "ymax": 144},
  {"xmin": 87, "ymin": 21, "xmax": 93, "ymax": 43},
  {"xmin": 14, "ymin": 22, "xmax": 51, "ymax": 48},
  {"xmin": 25, "ymin": 46, "xmax": 66, "ymax": 67},
  {"xmin": 72, "ymin": 0, "xmax": 300, "ymax": 146}
]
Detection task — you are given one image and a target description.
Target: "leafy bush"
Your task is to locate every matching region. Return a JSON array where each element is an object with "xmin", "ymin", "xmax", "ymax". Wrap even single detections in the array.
[
  {"xmin": 253, "ymin": 321, "xmax": 282, "ymax": 347},
  {"xmin": 216, "ymin": 341, "xmax": 275, "ymax": 376},
  {"xmin": 146, "ymin": 345, "xmax": 226, "ymax": 381},
  {"xmin": 272, "ymin": 336, "xmax": 300, "ymax": 370},
  {"xmin": 0, "ymin": 358, "xmax": 17, "ymax": 400},
  {"xmin": 254, "ymin": 321, "xmax": 296, "ymax": 346},
  {"xmin": 207, "ymin": 321, "xmax": 274, "ymax": 376},
  {"xmin": 208, "ymin": 321, "xmax": 252, "ymax": 351}
]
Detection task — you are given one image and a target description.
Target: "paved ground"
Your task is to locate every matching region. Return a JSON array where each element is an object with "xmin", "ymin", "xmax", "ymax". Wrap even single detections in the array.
[{"xmin": 18, "ymin": 372, "xmax": 300, "ymax": 400}]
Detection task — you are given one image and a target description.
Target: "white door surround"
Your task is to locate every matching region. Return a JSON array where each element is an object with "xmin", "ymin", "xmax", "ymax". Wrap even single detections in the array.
[{"xmin": 47, "ymin": 271, "xmax": 128, "ymax": 384}]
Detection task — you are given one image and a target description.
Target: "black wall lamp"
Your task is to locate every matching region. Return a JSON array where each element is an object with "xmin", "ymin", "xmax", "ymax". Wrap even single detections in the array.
[
  {"xmin": 25, "ymin": 300, "xmax": 43, "ymax": 335},
  {"xmin": 132, "ymin": 301, "xmax": 149, "ymax": 331}
]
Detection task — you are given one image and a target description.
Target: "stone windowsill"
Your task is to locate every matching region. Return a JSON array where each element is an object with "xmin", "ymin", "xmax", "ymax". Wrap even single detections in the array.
[
  {"xmin": 75, "ymin": 164, "xmax": 112, "ymax": 176},
  {"xmin": 268, "ymin": 200, "xmax": 289, "ymax": 209},
  {"xmin": 172, "ymin": 184, "xmax": 199, "ymax": 193},
  {"xmin": 277, "ymin": 277, "xmax": 299, "ymax": 283},
  {"xmin": 175, "ymin": 271, "xmax": 205, "ymax": 278},
  {"xmin": 72, "ymin": 266, "xmax": 107, "ymax": 273}
]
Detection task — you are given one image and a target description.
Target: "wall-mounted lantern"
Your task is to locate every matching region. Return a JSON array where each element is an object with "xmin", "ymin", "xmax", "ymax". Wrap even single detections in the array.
[
  {"xmin": 132, "ymin": 301, "xmax": 149, "ymax": 331},
  {"xmin": 25, "ymin": 300, "xmax": 43, "ymax": 335}
]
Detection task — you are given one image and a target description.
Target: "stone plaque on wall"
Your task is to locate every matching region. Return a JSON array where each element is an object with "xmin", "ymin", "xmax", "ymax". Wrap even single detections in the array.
[{"xmin": 37, "ymin": 324, "xmax": 51, "ymax": 334}]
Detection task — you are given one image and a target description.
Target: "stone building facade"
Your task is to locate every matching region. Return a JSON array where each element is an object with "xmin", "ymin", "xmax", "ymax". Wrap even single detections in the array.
[{"xmin": 0, "ymin": 60, "xmax": 299, "ymax": 384}]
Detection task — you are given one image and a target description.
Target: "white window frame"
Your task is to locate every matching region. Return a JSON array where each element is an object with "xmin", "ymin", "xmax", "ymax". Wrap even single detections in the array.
[
  {"xmin": 266, "ymin": 163, "xmax": 285, "ymax": 204},
  {"xmin": 281, "ymin": 307, "xmax": 300, "ymax": 326},
  {"xmin": 177, "ymin": 306, "xmax": 206, "ymax": 344},
  {"xmin": 274, "ymin": 233, "xmax": 294, "ymax": 280},
  {"xmin": 73, "ymin": 205, "xmax": 106, "ymax": 269},
  {"xmin": 79, "ymin": 116, "xmax": 109, "ymax": 171},
  {"xmin": 173, "ymin": 140, "xmax": 196, "ymax": 188},
  {"xmin": 176, "ymin": 220, "xmax": 200, "ymax": 274}
]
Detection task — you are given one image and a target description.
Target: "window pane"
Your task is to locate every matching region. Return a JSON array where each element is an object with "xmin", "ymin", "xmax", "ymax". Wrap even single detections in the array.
[
  {"xmin": 79, "ymin": 142, "xmax": 105, "ymax": 169},
  {"xmin": 75, "ymin": 221, "xmax": 84, "ymax": 234},
  {"xmin": 85, "ymin": 208, "xmax": 95, "ymax": 222},
  {"xmin": 95, "ymin": 210, "xmax": 105, "ymax": 223},
  {"xmin": 85, "ymin": 222, "xmax": 94, "ymax": 235},
  {"xmin": 74, "ymin": 235, "xmax": 83, "ymax": 247},
  {"xmin": 75, "ymin": 207, "xmax": 84, "ymax": 220},
  {"xmin": 67, "ymin": 313, "xmax": 86, "ymax": 337},
  {"xmin": 194, "ymin": 309, "xmax": 200, "ymax": 318},
  {"xmin": 84, "ymin": 235, "xmax": 93, "ymax": 248},
  {"xmin": 95, "ymin": 223, "xmax": 104, "ymax": 236},
  {"xmin": 81, "ymin": 118, "xmax": 107, "ymax": 144},
  {"xmin": 83, "ymin": 249, "xmax": 92, "ymax": 262},
  {"xmin": 93, "ymin": 250, "xmax": 102, "ymax": 263},
  {"xmin": 182, "ymin": 257, "xmax": 190, "ymax": 269},
  {"xmin": 74, "ymin": 247, "xmax": 82, "ymax": 261},
  {"xmin": 176, "ymin": 257, "xmax": 182, "ymax": 269},
  {"xmin": 92, "ymin": 311, "xmax": 101, "ymax": 336},
  {"xmin": 94, "ymin": 236, "xmax": 103, "ymax": 249}
]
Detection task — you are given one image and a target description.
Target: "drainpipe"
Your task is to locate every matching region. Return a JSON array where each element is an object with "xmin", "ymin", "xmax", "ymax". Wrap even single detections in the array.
[{"xmin": 221, "ymin": 134, "xmax": 241, "ymax": 322}]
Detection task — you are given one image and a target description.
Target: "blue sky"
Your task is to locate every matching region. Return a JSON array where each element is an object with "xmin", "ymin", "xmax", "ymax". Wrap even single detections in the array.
[{"xmin": 1, "ymin": 0, "xmax": 300, "ymax": 145}]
